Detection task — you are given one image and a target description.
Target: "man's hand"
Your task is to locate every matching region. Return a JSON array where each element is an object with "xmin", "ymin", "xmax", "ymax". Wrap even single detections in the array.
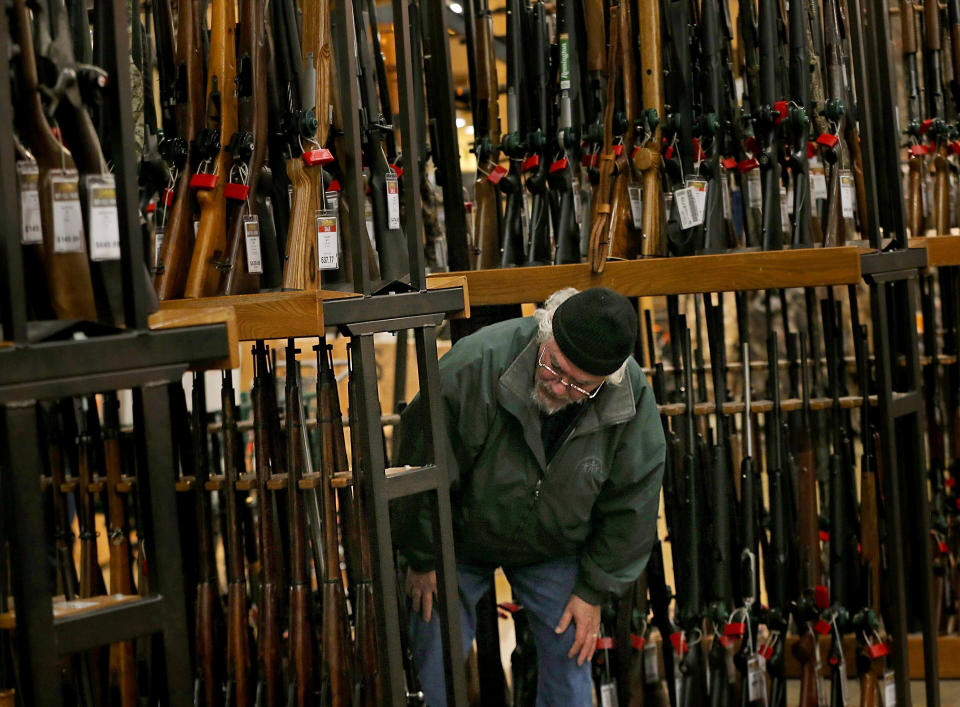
[
  {"xmin": 554, "ymin": 593, "xmax": 602, "ymax": 665},
  {"xmin": 405, "ymin": 568, "xmax": 438, "ymax": 622}
]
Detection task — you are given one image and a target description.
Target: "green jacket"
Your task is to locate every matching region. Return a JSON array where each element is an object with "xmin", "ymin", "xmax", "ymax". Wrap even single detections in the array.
[{"xmin": 395, "ymin": 316, "xmax": 665, "ymax": 604}]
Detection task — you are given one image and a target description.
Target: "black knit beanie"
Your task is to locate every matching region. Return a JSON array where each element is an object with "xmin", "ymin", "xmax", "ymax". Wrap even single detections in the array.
[{"xmin": 551, "ymin": 288, "xmax": 637, "ymax": 376}]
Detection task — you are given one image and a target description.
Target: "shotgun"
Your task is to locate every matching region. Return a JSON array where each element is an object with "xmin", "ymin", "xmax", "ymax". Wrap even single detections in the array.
[{"xmin": 471, "ymin": 0, "xmax": 502, "ymax": 270}]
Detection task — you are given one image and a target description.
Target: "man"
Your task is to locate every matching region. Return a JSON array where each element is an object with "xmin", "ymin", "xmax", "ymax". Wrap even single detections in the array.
[{"xmin": 395, "ymin": 287, "xmax": 665, "ymax": 706}]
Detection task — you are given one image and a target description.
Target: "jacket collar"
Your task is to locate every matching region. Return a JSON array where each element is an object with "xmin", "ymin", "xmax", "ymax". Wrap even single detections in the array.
[{"xmin": 497, "ymin": 334, "xmax": 639, "ymax": 468}]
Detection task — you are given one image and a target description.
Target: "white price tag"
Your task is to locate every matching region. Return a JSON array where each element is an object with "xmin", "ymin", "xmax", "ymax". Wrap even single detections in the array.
[
  {"xmin": 780, "ymin": 185, "xmax": 790, "ymax": 229},
  {"xmin": 153, "ymin": 225, "xmax": 165, "ymax": 271},
  {"xmin": 316, "ymin": 209, "xmax": 340, "ymax": 270},
  {"xmin": 810, "ymin": 161, "xmax": 828, "ymax": 200},
  {"xmin": 49, "ymin": 170, "xmax": 85, "ymax": 253},
  {"xmin": 628, "ymin": 184, "xmax": 643, "ymax": 229},
  {"xmin": 722, "ymin": 174, "xmax": 733, "ymax": 220},
  {"xmin": 324, "ymin": 190, "xmax": 339, "ymax": 211},
  {"xmin": 573, "ymin": 177, "xmax": 583, "ymax": 225},
  {"xmin": 748, "ymin": 655, "xmax": 767, "ymax": 702},
  {"xmin": 687, "ymin": 178, "xmax": 708, "ymax": 221},
  {"xmin": 243, "ymin": 215, "xmax": 263, "ymax": 274},
  {"xmin": 385, "ymin": 172, "xmax": 401, "ymax": 230},
  {"xmin": 599, "ymin": 680, "xmax": 619, "ymax": 707},
  {"xmin": 643, "ymin": 641, "xmax": 660, "ymax": 684},
  {"xmin": 17, "ymin": 160, "xmax": 42, "ymax": 244},
  {"xmin": 883, "ymin": 671, "xmax": 896, "ymax": 706},
  {"xmin": 747, "ymin": 170, "xmax": 762, "ymax": 209},
  {"xmin": 84, "ymin": 175, "xmax": 121, "ymax": 261},
  {"xmin": 675, "ymin": 186, "xmax": 702, "ymax": 229},
  {"xmin": 840, "ymin": 169, "xmax": 855, "ymax": 219}
]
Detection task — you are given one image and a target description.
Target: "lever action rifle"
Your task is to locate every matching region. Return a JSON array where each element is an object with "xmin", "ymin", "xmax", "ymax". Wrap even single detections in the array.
[
  {"xmin": 155, "ymin": 0, "xmax": 204, "ymax": 300},
  {"xmin": 221, "ymin": 372, "xmax": 252, "ymax": 706},
  {"xmin": 185, "ymin": 0, "xmax": 238, "ymax": 297},
  {"xmin": 633, "ymin": 0, "xmax": 666, "ymax": 257},
  {"xmin": 316, "ymin": 343, "xmax": 353, "ymax": 706},
  {"xmin": 756, "ymin": 0, "xmax": 784, "ymax": 250},
  {"xmin": 471, "ymin": 0, "xmax": 502, "ymax": 270},
  {"xmin": 499, "ymin": 0, "xmax": 528, "ymax": 268}
]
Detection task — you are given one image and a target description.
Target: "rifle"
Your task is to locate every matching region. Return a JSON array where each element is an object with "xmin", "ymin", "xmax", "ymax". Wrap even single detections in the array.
[
  {"xmin": 217, "ymin": 0, "xmax": 269, "ymax": 295},
  {"xmin": 470, "ymin": 0, "xmax": 502, "ymax": 270},
  {"xmin": 756, "ymin": 0, "xmax": 784, "ymax": 250},
  {"xmin": 499, "ymin": 0, "xmax": 528, "ymax": 268},
  {"xmin": 220, "ymin": 372, "xmax": 252, "ymax": 706},
  {"xmin": 348, "ymin": 346, "xmax": 385, "ymax": 705},
  {"xmin": 283, "ymin": 343, "xmax": 316, "ymax": 705},
  {"xmin": 786, "ymin": 0, "xmax": 813, "ymax": 248},
  {"xmin": 252, "ymin": 342, "xmax": 283, "ymax": 705},
  {"xmin": 550, "ymin": 0, "xmax": 583, "ymax": 266},
  {"xmin": 902, "ymin": 0, "xmax": 926, "ymax": 238},
  {"xmin": 42, "ymin": 402, "xmax": 79, "ymax": 600},
  {"xmin": 922, "ymin": 0, "xmax": 952, "ymax": 236},
  {"xmin": 523, "ymin": 1, "xmax": 553, "ymax": 267},
  {"xmin": 642, "ymin": 549, "xmax": 675, "ymax": 707},
  {"xmin": 101, "ymin": 394, "xmax": 137, "ymax": 707},
  {"xmin": 316, "ymin": 343, "xmax": 353, "ymax": 706},
  {"xmin": 11, "ymin": 0, "xmax": 96, "ymax": 320},
  {"xmin": 185, "ymin": 0, "xmax": 238, "ymax": 297},
  {"xmin": 190, "ymin": 374, "xmax": 225, "ymax": 706},
  {"xmin": 154, "ymin": 0, "xmax": 204, "ymax": 299}
]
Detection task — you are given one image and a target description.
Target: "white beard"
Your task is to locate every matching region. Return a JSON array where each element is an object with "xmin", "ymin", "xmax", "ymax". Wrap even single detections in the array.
[{"xmin": 531, "ymin": 380, "xmax": 577, "ymax": 415}]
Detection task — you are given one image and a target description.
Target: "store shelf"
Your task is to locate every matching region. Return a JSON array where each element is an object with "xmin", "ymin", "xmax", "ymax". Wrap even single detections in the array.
[
  {"xmin": 910, "ymin": 236, "xmax": 960, "ymax": 266},
  {"xmin": 429, "ymin": 247, "xmax": 866, "ymax": 306}
]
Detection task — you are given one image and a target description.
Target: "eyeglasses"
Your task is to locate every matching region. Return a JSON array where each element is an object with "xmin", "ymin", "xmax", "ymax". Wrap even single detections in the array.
[{"xmin": 537, "ymin": 349, "xmax": 605, "ymax": 399}]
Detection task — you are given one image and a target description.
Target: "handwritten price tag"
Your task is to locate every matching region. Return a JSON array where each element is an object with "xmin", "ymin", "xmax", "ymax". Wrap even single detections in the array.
[
  {"xmin": 316, "ymin": 209, "xmax": 340, "ymax": 270},
  {"xmin": 244, "ymin": 215, "xmax": 263, "ymax": 274},
  {"xmin": 49, "ymin": 169, "xmax": 85, "ymax": 253},
  {"xmin": 84, "ymin": 175, "xmax": 121, "ymax": 261}
]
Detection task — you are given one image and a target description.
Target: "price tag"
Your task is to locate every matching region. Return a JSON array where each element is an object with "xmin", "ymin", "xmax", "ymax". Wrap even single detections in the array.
[
  {"xmin": 243, "ymin": 215, "xmax": 263, "ymax": 274},
  {"xmin": 17, "ymin": 160, "xmax": 43, "ymax": 244},
  {"xmin": 810, "ymin": 162, "xmax": 828, "ymax": 200},
  {"xmin": 316, "ymin": 209, "xmax": 340, "ymax": 270},
  {"xmin": 747, "ymin": 171, "xmax": 762, "ymax": 208},
  {"xmin": 153, "ymin": 225, "xmax": 165, "ymax": 271},
  {"xmin": 722, "ymin": 174, "xmax": 733, "ymax": 220},
  {"xmin": 599, "ymin": 680, "xmax": 619, "ymax": 707},
  {"xmin": 780, "ymin": 185, "xmax": 790, "ymax": 229},
  {"xmin": 687, "ymin": 178, "xmax": 708, "ymax": 221},
  {"xmin": 840, "ymin": 169, "xmax": 855, "ymax": 219},
  {"xmin": 675, "ymin": 186, "xmax": 702, "ymax": 229},
  {"xmin": 385, "ymin": 172, "xmax": 401, "ymax": 230},
  {"xmin": 628, "ymin": 184, "xmax": 643, "ymax": 228},
  {"xmin": 643, "ymin": 640, "xmax": 660, "ymax": 684},
  {"xmin": 49, "ymin": 169, "xmax": 85, "ymax": 253},
  {"xmin": 883, "ymin": 671, "xmax": 896, "ymax": 706},
  {"xmin": 325, "ymin": 190, "xmax": 339, "ymax": 211},
  {"xmin": 748, "ymin": 655, "xmax": 767, "ymax": 702},
  {"xmin": 573, "ymin": 177, "xmax": 583, "ymax": 225},
  {"xmin": 84, "ymin": 175, "xmax": 121, "ymax": 261}
]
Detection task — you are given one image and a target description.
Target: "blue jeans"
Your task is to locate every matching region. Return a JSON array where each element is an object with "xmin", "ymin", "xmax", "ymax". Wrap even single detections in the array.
[{"xmin": 408, "ymin": 556, "xmax": 593, "ymax": 707}]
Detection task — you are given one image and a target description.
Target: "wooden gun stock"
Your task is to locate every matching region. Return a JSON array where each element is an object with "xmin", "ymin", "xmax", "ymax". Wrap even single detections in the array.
[
  {"xmin": 473, "ymin": 9, "xmax": 502, "ymax": 270},
  {"xmin": 185, "ymin": 0, "xmax": 238, "ymax": 297},
  {"xmin": 583, "ymin": 0, "xmax": 607, "ymax": 74},
  {"xmin": 282, "ymin": 158, "xmax": 318, "ymax": 289},
  {"xmin": 636, "ymin": 0, "xmax": 665, "ymax": 257},
  {"xmin": 794, "ymin": 630, "xmax": 820, "ymax": 707},
  {"xmin": 607, "ymin": 0, "xmax": 639, "ymax": 261}
]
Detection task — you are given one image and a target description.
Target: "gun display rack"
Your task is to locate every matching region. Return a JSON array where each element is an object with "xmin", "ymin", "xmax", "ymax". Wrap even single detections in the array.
[{"xmin": 0, "ymin": 2, "xmax": 231, "ymax": 706}]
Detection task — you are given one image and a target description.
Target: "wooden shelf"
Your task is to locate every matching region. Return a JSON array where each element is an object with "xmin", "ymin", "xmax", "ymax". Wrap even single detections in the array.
[
  {"xmin": 657, "ymin": 393, "xmax": 878, "ymax": 417},
  {"xmin": 148, "ymin": 304, "xmax": 240, "ymax": 369},
  {"xmin": 910, "ymin": 236, "xmax": 960, "ymax": 267},
  {"xmin": 0, "ymin": 593, "xmax": 142, "ymax": 631},
  {"xmin": 431, "ymin": 247, "xmax": 867, "ymax": 306}
]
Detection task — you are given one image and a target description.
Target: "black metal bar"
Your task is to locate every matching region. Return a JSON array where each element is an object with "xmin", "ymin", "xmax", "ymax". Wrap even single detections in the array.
[
  {"xmin": 135, "ymin": 382, "xmax": 193, "ymax": 704},
  {"xmin": 55, "ymin": 596, "xmax": 166, "ymax": 654},
  {"xmin": 899, "ymin": 277, "xmax": 940, "ymax": 703},
  {"xmin": 385, "ymin": 464, "xmax": 442, "ymax": 500},
  {"xmin": 860, "ymin": 249, "xmax": 928, "ymax": 275},
  {"xmin": 0, "ymin": 326, "xmax": 229, "ymax": 391},
  {"xmin": 0, "ymin": 364, "xmax": 186, "ymax": 406},
  {"xmin": 104, "ymin": 0, "xmax": 150, "ymax": 328},
  {"xmin": 3, "ymin": 401, "xmax": 60, "ymax": 707},
  {"xmin": 353, "ymin": 333, "xmax": 406, "ymax": 704},
  {"xmin": 413, "ymin": 324, "xmax": 467, "ymax": 705},
  {"xmin": 866, "ymin": 280, "xmax": 911, "ymax": 704},
  {"xmin": 375, "ymin": 5, "xmax": 507, "ymax": 62},
  {"xmin": 420, "ymin": 0, "xmax": 471, "ymax": 271},
  {"xmin": 888, "ymin": 390, "xmax": 923, "ymax": 418},
  {"xmin": 339, "ymin": 313, "xmax": 445, "ymax": 337},
  {"xmin": 0, "ymin": 3, "xmax": 27, "ymax": 344},
  {"xmin": 324, "ymin": 288, "xmax": 464, "ymax": 326},
  {"xmin": 392, "ymin": 0, "xmax": 428, "ymax": 289},
  {"xmin": 332, "ymin": 0, "xmax": 373, "ymax": 296}
]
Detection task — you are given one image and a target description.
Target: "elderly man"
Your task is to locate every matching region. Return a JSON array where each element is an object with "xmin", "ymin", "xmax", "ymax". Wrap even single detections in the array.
[{"xmin": 395, "ymin": 287, "xmax": 665, "ymax": 706}]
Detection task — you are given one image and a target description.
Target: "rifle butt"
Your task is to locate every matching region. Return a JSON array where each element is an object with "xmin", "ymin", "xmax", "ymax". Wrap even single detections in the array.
[
  {"xmin": 154, "ymin": 169, "xmax": 195, "ymax": 299},
  {"xmin": 354, "ymin": 582, "xmax": 384, "ymax": 706},
  {"xmin": 639, "ymin": 152, "xmax": 665, "ymax": 257},
  {"xmin": 186, "ymin": 172, "xmax": 232, "ymax": 298},
  {"xmin": 218, "ymin": 204, "xmax": 262, "ymax": 295},
  {"xmin": 282, "ymin": 158, "xmax": 318, "ymax": 290},
  {"xmin": 194, "ymin": 582, "xmax": 220, "ymax": 707},
  {"xmin": 474, "ymin": 172, "xmax": 502, "ymax": 269},
  {"xmin": 228, "ymin": 582, "xmax": 251, "ymax": 707},
  {"xmin": 289, "ymin": 584, "xmax": 314, "ymax": 706},
  {"xmin": 260, "ymin": 582, "xmax": 283, "ymax": 707},
  {"xmin": 793, "ymin": 632, "xmax": 819, "ymax": 707},
  {"xmin": 935, "ymin": 151, "xmax": 951, "ymax": 235},
  {"xmin": 859, "ymin": 668, "xmax": 880, "ymax": 707},
  {"xmin": 322, "ymin": 582, "xmax": 354, "ymax": 707},
  {"xmin": 907, "ymin": 155, "xmax": 925, "ymax": 237}
]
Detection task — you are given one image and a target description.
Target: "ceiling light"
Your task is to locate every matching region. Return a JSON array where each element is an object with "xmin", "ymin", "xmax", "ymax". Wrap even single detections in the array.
[
  {"xmin": 456, "ymin": 117, "xmax": 466, "ymax": 128},
  {"xmin": 465, "ymin": 125, "xmax": 475, "ymax": 135},
  {"xmin": 449, "ymin": 2, "xmax": 463, "ymax": 13}
]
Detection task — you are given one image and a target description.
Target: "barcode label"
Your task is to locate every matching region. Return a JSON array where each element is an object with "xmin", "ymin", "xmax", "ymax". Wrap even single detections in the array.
[
  {"xmin": 244, "ymin": 215, "xmax": 263, "ymax": 274},
  {"xmin": 316, "ymin": 209, "xmax": 340, "ymax": 270},
  {"xmin": 386, "ymin": 172, "xmax": 401, "ymax": 230},
  {"xmin": 17, "ymin": 160, "xmax": 42, "ymax": 244},
  {"xmin": 599, "ymin": 680, "xmax": 619, "ymax": 707},
  {"xmin": 687, "ymin": 178, "xmax": 708, "ymax": 222},
  {"xmin": 628, "ymin": 184, "xmax": 643, "ymax": 228},
  {"xmin": 883, "ymin": 671, "xmax": 896, "ymax": 706},
  {"xmin": 747, "ymin": 171, "xmax": 762, "ymax": 208},
  {"xmin": 675, "ymin": 186, "xmax": 701, "ymax": 229},
  {"xmin": 85, "ymin": 174, "xmax": 121, "ymax": 261},
  {"xmin": 810, "ymin": 162, "xmax": 828, "ymax": 200},
  {"xmin": 153, "ymin": 225, "xmax": 165, "ymax": 271},
  {"xmin": 840, "ymin": 169, "xmax": 855, "ymax": 219},
  {"xmin": 748, "ymin": 655, "xmax": 767, "ymax": 701},
  {"xmin": 49, "ymin": 170, "xmax": 85, "ymax": 253}
]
